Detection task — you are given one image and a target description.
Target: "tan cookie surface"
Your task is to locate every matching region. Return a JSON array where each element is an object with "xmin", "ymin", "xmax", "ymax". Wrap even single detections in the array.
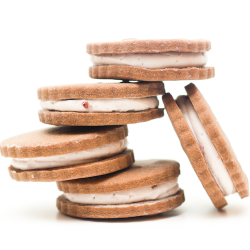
[
  {"xmin": 185, "ymin": 83, "xmax": 249, "ymax": 199},
  {"xmin": 8, "ymin": 150, "xmax": 134, "ymax": 182},
  {"xmin": 162, "ymin": 93, "xmax": 227, "ymax": 209},
  {"xmin": 38, "ymin": 108, "xmax": 164, "ymax": 126},
  {"xmin": 57, "ymin": 159, "xmax": 180, "ymax": 194},
  {"xmin": 0, "ymin": 125, "xmax": 128, "ymax": 158},
  {"xmin": 89, "ymin": 65, "xmax": 215, "ymax": 81},
  {"xmin": 38, "ymin": 82, "xmax": 165, "ymax": 101},
  {"xmin": 57, "ymin": 190, "xmax": 184, "ymax": 219},
  {"xmin": 87, "ymin": 39, "xmax": 211, "ymax": 55}
]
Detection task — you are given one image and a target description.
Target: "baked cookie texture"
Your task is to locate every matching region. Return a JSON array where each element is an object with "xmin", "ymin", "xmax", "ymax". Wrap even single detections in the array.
[
  {"xmin": 0, "ymin": 125, "xmax": 128, "ymax": 158},
  {"xmin": 38, "ymin": 108, "xmax": 164, "ymax": 126},
  {"xmin": 57, "ymin": 159, "xmax": 180, "ymax": 193},
  {"xmin": 57, "ymin": 159, "xmax": 184, "ymax": 218},
  {"xmin": 87, "ymin": 39, "xmax": 211, "ymax": 55},
  {"xmin": 56, "ymin": 190, "xmax": 184, "ymax": 219},
  {"xmin": 163, "ymin": 83, "xmax": 249, "ymax": 209},
  {"xmin": 89, "ymin": 65, "xmax": 215, "ymax": 81},
  {"xmin": 1, "ymin": 126, "xmax": 133, "ymax": 182},
  {"xmin": 185, "ymin": 83, "xmax": 249, "ymax": 199},
  {"xmin": 38, "ymin": 82, "xmax": 165, "ymax": 126},
  {"xmin": 9, "ymin": 150, "xmax": 134, "ymax": 182},
  {"xmin": 38, "ymin": 82, "xmax": 165, "ymax": 100},
  {"xmin": 163, "ymin": 93, "xmax": 227, "ymax": 209},
  {"xmin": 88, "ymin": 38, "xmax": 214, "ymax": 81}
]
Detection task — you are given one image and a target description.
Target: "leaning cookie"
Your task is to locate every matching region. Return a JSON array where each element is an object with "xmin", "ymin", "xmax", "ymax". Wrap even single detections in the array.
[
  {"xmin": 163, "ymin": 83, "xmax": 248, "ymax": 209},
  {"xmin": 38, "ymin": 82, "xmax": 165, "ymax": 126},
  {"xmin": 57, "ymin": 159, "xmax": 184, "ymax": 219},
  {"xmin": 0, "ymin": 126, "xmax": 134, "ymax": 182},
  {"xmin": 88, "ymin": 38, "xmax": 214, "ymax": 81}
]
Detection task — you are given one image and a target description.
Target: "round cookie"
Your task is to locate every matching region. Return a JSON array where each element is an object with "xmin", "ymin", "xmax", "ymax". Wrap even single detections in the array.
[
  {"xmin": 38, "ymin": 82, "xmax": 165, "ymax": 126},
  {"xmin": 87, "ymin": 38, "xmax": 214, "ymax": 81},
  {"xmin": 57, "ymin": 191, "xmax": 184, "ymax": 219},
  {"xmin": 38, "ymin": 82, "xmax": 165, "ymax": 100},
  {"xmin": 9, "ymin": 150, "xmax": 134, "ymax": 182},
  {"xmin": 39, "ymin": 109, "xmax": 164, "ymax": 126},
  {"xmin": 89, "ymin": 65, "xmax": 215, "ymax": 81},
  {"xmin": 87, "ymin": 38, "xmax": 211, "ymax": 55},
  {"xmin": 162, "ymin": 84, "xmax": 248, "ymax": 209},
  {"xmin": 56, "ymin": 160, "xmax": 184, "ymax": 219},
  {"xmin": 1, "ymin": 126, "xmax": 133, "ymax": 182},
  {"xmin": 185, "ymin": 83, "xmax": 249, "ymax": 199}
]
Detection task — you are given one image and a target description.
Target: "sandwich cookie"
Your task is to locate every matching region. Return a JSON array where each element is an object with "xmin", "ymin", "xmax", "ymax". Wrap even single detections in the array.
[
  {"xmin": 88, "ymin": 38, "xmax": 214, "ymax": 81},
  {"xmin": 163, "ymin": 84, "xmax": 248, "ymax": 209},
  {"xmin": 38, "ymin": 82, "xmax": 165, "ymax": 126},
  {"xmin": 57, "ymin": 160, "xmax": 184, "ymax": 219},
  {"xmin": 0, "ymin": 126, "xmax": 134, "ymax": 182}
]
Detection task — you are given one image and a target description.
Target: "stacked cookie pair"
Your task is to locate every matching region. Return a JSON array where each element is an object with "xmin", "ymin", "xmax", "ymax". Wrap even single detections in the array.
[{"xmin": 0, "ymin": 38, "xmax": 248, "ymax": 219}]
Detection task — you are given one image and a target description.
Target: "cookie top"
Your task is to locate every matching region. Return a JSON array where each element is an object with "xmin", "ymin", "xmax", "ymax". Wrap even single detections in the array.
[
  {"xmin": 38, "ymin": 82, "xmax": 165, "ymax": 101},
  {"xmin": 57, "ymin": 159, "xmax": 180, "ymax": 194},
  {"xmin": 185, "ymin": 83, "xmax": 249, "ymax": 199},
  {"xmin": 87, "ymin": 38, "xmax": 211, "ymax": 55},
  {"xmin": 0, "ymin": 125, "xmax": 128, "ymax": 158}
]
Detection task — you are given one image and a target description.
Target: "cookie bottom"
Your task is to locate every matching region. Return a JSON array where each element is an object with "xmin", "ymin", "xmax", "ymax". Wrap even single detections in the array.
[
  {"xmin": 89, "ymin": 65, "xmax": 215, "ymax": 81},
  {"xmin": 56, "ymin": 189, "xmax": 185, "ymax": 219},
  {"xmin": 9, "ymin": 150, "xmax": 134, "ymax": 182},
  {"xmin": 38, "ymin": 108, "xmax": 164, "ymax": 126}
]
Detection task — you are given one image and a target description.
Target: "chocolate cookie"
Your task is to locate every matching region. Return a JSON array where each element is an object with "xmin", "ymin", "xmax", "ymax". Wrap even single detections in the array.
[
  {"xmin": 1, "ymin": 126, "xmax": 133, "ymax": 182},
  {"xmin": 88, "ymin": 38, "xmax": 214, "ymax": 81},
  {"xmin": 163, "ymin": 84, "xmax": 248, "ymax": 209},
  {"xmin": 57, "ymin": 159, "xmax": 184, "ymax": 218},
  {"xmin": 38, "ymin": 82, "xmax": 165, "ymax": 126}
]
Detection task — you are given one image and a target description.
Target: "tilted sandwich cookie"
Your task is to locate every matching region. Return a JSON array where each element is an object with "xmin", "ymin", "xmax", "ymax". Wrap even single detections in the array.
[
  {"xmin": 38, "ymin": 82, "xmax": 165, "ymax": 126},
  {"xmin": 0, "ymin": 126, "xmax": 134, "ymax": 182},
  {"xmin": 88, "ymin": 38, "xmax": 214, "ymax": 81},
  {"xmin": 163, "ymin": 83, "xmax": 248, "ymax": 209},
  {"xmin": 57, "ymin": 160, "xmax": 184, "ymax": 219}
]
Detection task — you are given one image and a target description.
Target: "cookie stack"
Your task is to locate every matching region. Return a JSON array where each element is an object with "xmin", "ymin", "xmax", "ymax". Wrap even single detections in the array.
[
  {"xmin": 0, "ymin": 81, "xmax": 184, "ymax": 218},
  {"xmin": 0, "ymin": 38, "xmax": 248, "ymax": 219}
]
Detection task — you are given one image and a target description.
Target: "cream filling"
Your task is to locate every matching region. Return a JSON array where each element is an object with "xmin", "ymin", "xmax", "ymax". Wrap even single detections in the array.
[
  {"xmin": 11, "ymin": 139, "xmax": 127, "ymax": 170},
  {"xmin": 91, "ymin": 52, "xmax": 207, "ymax": 69},
  {"xmin": 176, "ymin": 96, "xmax": 236, "ymax": 196},
  {"xmin": 40, "ymin": 97, "xmax": 159, "ymax": 112},
  {"xmin": 64, "ymin": 178, "xmax": 179, "ymax": 205}
]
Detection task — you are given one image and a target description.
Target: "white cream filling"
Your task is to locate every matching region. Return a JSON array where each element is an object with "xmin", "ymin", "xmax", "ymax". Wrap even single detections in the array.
[
  {"xmin": 40, "ymin": 97, "xmax": 159, "ymax": 112},
  {"xmin": 64, "ymin": 178, "xmax": 179, "ymax": 205},
  {"xmin": 176, "ymin": 96, "xmax": 236, "ymax": 196},
  {"xmin": 11, "ymin": 139, "xmax": 127, "ymax": 170},
  {"xmin": 91, "ymin": 52, "xmax": 207, "ymax": 69}
]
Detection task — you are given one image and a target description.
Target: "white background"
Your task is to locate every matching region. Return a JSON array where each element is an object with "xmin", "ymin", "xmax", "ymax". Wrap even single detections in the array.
[{"xmin": 0, "ymin": 1, "xmax": 249, "ymax": 249}]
